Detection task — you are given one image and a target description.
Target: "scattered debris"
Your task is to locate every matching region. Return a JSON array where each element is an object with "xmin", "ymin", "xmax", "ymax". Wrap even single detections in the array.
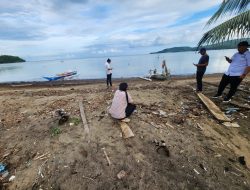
[
  {"xmin": 34, "ymin": 152, "xmax": 50, "ymax": 160},
  {"xmin": 82, "ymin": 175, "xmax": 95, "ymax": 182},
  {"xmin": 172, "ymin": 115, "xmax": 185, "ymax": 124},
  {"xmin": 215, "ymin": 154, "xmax": 222, "ymax": 158},
  {"xmin": 193, "ymin": 169, "xmax": 200, "ymax": 175},
  {"xmin": 102, "ymin": 148, "xmax": 111, "ymax": 166},
  {"xmin": 225, "ymin": 107, "xmax": 239, "ymax": 115},
  {"xmin": 196, "ymin": 123, "xmax": 204, "ymax": 130},
  {"xmin": 117, "ymin": 170, "xmax": 127, "ymax": 179},
  {"xmin": 199, "ymin": 163, "xmax": 207, "ymax": 171},
  {"xmin": 238, "ymin": 156, "xmax": 246, "ymax": 166},
  {"xmin": 0, "ymin": 164, "xmax": 5, "ymax": 173},
  {"xmin": 153, "ymin": 140, "xmax": 170, "ymax": 157},
  {"xmin": 165, "ymin": 123, "xmax": 174, "ymax": 129},
  {"xmin": 9, "ymin": 175, "xmax": 15, "ymax": 182},
  {"xmin": 56, "ymin": 109, "xmax": 69, "ymax": 125},
  {"xmin": 159, "ymin": 110, "xmax": 167, "ymax": 117},
  {"xmin": 150, "ymin": 122, "xmax": 161, "ymax": 129},
  {"xmin": 38, "ymin": 159, "xmax": 48, "ymax": 179},
  {"xmin": 222, "ymin": 122, "xmax": 240, "ymax": 128},
  {"xmin": 1, "ymin": 170, "xmax": 9, "ymax": 179}
]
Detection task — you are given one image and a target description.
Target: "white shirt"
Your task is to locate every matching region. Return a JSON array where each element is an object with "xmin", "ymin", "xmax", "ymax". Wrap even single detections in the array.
[
  {"xmin": 109, "ymin": 90, "xmax": 133, "ymax": 119},
  {"xmin": 225, "ymin": 50, "xmax": 250, "ymax": 76},
  {"xmin": 105, "ymin": 62, "xmax": 112, "ymax": 74}
]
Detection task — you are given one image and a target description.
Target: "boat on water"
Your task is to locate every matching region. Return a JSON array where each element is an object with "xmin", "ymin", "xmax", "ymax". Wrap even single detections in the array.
[
  {"xmin": 43, "ymin": 71, "xmax": 77, "ymax": 81},
  {"xmin": 56, "ymin": 71, "xmax": 77, "ymax": 77},
  {"xmin": 140, "ymin": 69, "xmax": 170, "ymax": 81}
]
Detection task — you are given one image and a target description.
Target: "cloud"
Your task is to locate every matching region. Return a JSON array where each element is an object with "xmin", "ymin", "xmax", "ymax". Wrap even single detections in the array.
[{"xmin": 0, "ymin": 0, "xmax": 223, "ymax": 60}]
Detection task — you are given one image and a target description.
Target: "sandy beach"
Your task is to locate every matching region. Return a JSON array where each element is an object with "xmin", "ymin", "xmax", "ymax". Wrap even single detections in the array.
[{"xmin": 0, "ymin": 74, "xmax": 250, "ymax": 190}]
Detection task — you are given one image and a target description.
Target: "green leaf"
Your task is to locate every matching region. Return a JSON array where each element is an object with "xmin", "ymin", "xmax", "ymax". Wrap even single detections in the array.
[
  {"xmin": 207, "ymin": 0, "xmax": 250, "ymax": 25},
  {"xmin": 198, "ymin": 10, "xmax": 250, "ymax": 47}
]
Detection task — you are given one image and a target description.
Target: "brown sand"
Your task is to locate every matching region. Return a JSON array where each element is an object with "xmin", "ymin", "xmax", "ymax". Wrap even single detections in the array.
[{"xmin": 0, "ymin": 75, "xmax": 250, "ymax": 190}]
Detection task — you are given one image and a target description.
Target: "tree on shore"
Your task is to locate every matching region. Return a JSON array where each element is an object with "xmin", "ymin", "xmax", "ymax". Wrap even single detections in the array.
[
  {"xmin": 0, "ymin": 55, "xmax": 25, "ymax": 64},
  {"xmin": 198, "ymin": 0, "xmax": 250, "ymax": 47}
]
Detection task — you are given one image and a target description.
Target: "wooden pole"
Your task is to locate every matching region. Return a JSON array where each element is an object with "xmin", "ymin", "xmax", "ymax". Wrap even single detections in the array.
[{"xmin": 79, "ymin": 101, "xmax": 90, "ymax": 141}]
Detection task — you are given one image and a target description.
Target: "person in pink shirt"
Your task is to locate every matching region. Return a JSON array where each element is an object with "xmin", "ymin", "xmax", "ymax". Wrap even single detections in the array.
[{"xmin": 109, "ymin": 83, "xmax": 136, "ymax": 120}]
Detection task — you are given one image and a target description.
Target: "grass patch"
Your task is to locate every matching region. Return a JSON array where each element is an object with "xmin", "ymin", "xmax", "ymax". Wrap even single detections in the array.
[
  {"xmin": 50, "ymin": 126, "xmax": 61, "ymax": 137},
  {"xmin": 69, "ymin": 117, "xmax": 81, "ymax": 126}
]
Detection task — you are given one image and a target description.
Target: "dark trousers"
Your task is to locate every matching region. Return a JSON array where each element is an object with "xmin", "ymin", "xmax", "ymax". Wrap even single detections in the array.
[
  {"xmin": 196, "ymin": 70, "xmax": 205, "ymax": 91},
  {"xmin": 217, "ymin": 74, "xmax": 242, "ymax": 99},
  {"xmin": 125, "ymin": 104, "xmax": 136, "ymax": 117},
  {"xmin": 106, "ymin": 74, "xmax": 112, "ymax": 86}
]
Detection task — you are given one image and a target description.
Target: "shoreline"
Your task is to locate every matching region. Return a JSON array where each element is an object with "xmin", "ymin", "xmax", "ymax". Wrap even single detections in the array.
[{"xmin": 0, "ymin": 73, "xmax": 223, "ymax": 87}]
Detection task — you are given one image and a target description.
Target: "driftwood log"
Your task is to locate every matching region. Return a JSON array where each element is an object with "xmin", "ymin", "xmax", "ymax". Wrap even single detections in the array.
[{"xmin": 120, "ymin": 122, "xmax": 134, "ymax": 138}]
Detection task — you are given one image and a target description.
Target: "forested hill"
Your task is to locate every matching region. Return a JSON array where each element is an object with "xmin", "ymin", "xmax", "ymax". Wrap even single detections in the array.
[
  {"xmin": 0, "ymin": 55, "xmax": 25, "ymax": 64},
  {"xmin": 150, "ymin": 38, "xmax": 250, "ymax": 54}
]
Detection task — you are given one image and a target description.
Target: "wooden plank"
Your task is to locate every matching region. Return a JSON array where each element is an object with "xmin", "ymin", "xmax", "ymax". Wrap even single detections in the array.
[
  {"xmin": 79, "ymin": 101, "xmax": 90, "ymax": 135},
  {"xmin": 197, "ymin": 93, "xmax": 231, "ymax": 122},
  {"xmin": 120, "ymin": 122, "xmax": 134, "ymax": 139}
]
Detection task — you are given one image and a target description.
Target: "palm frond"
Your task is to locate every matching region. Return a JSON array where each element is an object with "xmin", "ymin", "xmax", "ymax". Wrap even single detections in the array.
[
  {"xmin": 207, "ymin": 0, "xmax": 250, "ymax": 25},
  {"xmin": 198, "ymin": 10, "xmax": 250, "ymax": 47}
]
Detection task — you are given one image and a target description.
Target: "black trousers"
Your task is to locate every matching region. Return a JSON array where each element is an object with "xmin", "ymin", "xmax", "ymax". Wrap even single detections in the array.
[
  {"xmin": 106, "ymin": 74, "xmax": 112, "ymax": 86},
  {"xmin": 217, "ymin": 74, "xmax": 242, "ymax": 99},
  {"xmin": 125, "ymin": 104, "xmax": 136, "ymax": 117},
  {"xmin": 196, "ymin": 70, "xmax": 205, "ymax": 91}
]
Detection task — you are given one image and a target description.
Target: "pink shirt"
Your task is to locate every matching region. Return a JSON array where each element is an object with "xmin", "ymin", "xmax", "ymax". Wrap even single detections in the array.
[{"xmin": 109, "ymin": 90, "xmax": 133, "ymax": 119}]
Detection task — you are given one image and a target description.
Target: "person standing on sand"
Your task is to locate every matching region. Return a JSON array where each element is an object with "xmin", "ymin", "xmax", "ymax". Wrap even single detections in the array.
[
  {"xmin": 193, "ymin": 48, "xmax": 209, "ymax": 92},
  {"xmin": 105, "ymin": 58, "xmax": 112, "ymax": 88},
  {"xmin": 212, "ymin": 41, "xmax": 250, "ymax": 102}
]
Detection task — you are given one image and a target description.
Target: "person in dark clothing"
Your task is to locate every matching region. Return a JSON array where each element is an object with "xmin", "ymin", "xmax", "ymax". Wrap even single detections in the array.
[{"xmin": 193, "ymin": 48, "xmax": 209, "ymax": 92}]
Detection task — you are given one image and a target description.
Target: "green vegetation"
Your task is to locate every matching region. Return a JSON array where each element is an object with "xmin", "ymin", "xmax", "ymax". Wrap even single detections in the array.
[
  {"xmin": 150, "ymin": 38, "xmax": 250, "ymax": 54},
  {"xmin": 50, "ymin": 126, "xmax": 61, "ymax": 137},
  {"xmin": 198, "ymin": 0, "xmax": 250, "ymax": 47},
  {"xmin": 69, "ymin": 117, "xmax": 81, "ymax": 125},
  {"xmin": 0, "ymin": 55, "xmax": 25, "ymax": 64}
]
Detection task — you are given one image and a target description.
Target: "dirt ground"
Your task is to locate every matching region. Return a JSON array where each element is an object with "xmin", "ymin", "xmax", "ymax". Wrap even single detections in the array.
[{"xmin": 0, "ymin": 75, "xmax": 250, "ymax": 190}]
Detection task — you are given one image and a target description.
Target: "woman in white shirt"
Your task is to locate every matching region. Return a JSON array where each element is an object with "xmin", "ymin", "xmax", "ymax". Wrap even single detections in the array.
[{"xmin": 109, "ymin": 83, "xmax": 136, "ymax": 120}]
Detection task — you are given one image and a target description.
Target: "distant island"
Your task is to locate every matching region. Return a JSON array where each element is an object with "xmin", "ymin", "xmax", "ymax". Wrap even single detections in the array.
[
  {"xmin": 150, "ymin": 38, "xmax": 250, "ymax": 54},
  {"xmin": 0, "ymin": 55, "xmax": 25, "ymax": 64}
]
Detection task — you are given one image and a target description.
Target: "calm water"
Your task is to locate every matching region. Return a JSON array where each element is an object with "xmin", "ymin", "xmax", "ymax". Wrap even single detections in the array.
[{"xmin": 0, "ymin": 49, "xmax": 235, "ymax": 83}]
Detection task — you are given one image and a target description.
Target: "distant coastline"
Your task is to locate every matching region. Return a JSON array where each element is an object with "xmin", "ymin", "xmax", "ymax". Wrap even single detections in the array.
[
  {"xmin": 150, "ymin": 38, "xmax": 250, "ymax": 54},
  {"xmin": 0, "ymin": 55, "xmax": 25, "ymax": 64}
]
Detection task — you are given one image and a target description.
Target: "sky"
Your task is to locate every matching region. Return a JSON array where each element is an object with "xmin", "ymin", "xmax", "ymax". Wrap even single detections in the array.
[{"xmin": 0, "ymin": 0, "xmax": 223, "ymax": 61}]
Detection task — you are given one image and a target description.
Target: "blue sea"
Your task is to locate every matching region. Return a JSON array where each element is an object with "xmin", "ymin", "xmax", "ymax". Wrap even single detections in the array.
[{"xmin": 0, "ymin": 49, "xmax": 235, "ymax": 83}]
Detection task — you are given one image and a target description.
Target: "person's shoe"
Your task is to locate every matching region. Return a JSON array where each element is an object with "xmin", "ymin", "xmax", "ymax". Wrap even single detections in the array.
[
  {"xmin": 195, "ymin": 89, "xmax": 202, "ymax": 93},
  {"xmin": 223, "ymin": 97, "xmax": 231, "ymax": 103},
  {"xmin": 212, "ymin": 94, "xmax": 222, "ymax": 99},
  {"xmin": 121, "ymin": 118, "xmax": 130, "ymax": 123}
]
